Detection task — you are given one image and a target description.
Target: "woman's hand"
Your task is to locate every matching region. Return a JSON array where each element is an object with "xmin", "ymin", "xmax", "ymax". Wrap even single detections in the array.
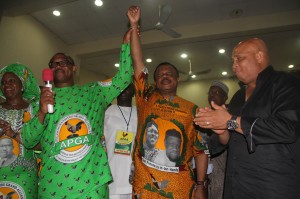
[{"xmin": 0, "ymin": 119, "xmax": 15, "ymax": 137}]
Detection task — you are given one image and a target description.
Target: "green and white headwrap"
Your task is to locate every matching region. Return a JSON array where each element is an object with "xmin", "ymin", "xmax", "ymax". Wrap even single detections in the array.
[{"xmin": 0, "ymin": 63, "xmax": 40, "ymax": 101}]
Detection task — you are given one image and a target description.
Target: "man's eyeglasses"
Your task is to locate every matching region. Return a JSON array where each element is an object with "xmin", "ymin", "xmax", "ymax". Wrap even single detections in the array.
[{"xmin": 48, "ymin": 60, "xmax": 71, "ymax": 68}]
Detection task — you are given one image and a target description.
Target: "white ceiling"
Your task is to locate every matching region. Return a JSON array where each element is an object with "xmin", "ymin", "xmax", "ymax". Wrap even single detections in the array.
[{"xmin": 2, "ymin": 0, "xmax": 300, "ymax": 82}]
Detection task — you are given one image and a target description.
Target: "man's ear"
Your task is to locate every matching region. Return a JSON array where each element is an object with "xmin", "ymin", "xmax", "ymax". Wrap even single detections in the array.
[{"xmin": 256, "ymin": 51, "xmax": 263, "ymax": 63}]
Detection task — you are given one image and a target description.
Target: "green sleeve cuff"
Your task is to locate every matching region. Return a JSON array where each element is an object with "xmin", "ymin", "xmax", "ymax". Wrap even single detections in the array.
[{"xmin": 22, "ymin": 115, "xmax": 45, "ymax": 149}]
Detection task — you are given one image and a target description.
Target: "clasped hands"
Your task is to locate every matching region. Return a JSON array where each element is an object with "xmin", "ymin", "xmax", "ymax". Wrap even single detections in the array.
[
  {"xmin": 123, "ymin": 5, "xmax": 141, "ymax": 43},
  {"xmin": 194, "ymin": 101, "xmax": 231, "ymax": 135}
]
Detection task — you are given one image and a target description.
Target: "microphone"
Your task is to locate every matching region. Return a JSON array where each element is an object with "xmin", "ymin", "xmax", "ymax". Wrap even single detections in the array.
[{"xmin": 42, "ymin": 69, "xmax": 54, "ymax": 113}]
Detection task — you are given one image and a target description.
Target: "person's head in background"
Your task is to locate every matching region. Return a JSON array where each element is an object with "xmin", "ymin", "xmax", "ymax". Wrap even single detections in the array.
[
  {"xmin": 208, "ymin": 80, "xmax": 228, "ymax": 108},
  {"xmin": 117, "ymin": 83, "xmax": 134, "ymax": 107}
]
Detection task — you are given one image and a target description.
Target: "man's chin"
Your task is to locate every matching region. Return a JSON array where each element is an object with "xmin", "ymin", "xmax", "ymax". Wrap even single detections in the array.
[
  {"xmin": 168, "ymin": 156, "xmax": 179, "ymax": 162},
  {"xmin": 168, "ymin": 153, "xmax": 179, "ymax": 161},
  {"xmin": 54, "ymin": 75, "xmax": 68, "ymax": 83},
  {"xmin": 150, "ymin": 141, "xmax": 156, "ymax": 146},
  {"xmin": 158, "ymin": 86, "xmax": 175, "ymax": 93}
]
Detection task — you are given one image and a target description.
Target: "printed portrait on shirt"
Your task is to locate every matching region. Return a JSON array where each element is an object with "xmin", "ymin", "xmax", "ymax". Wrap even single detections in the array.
[
  {"xmin": 142, "ymin": 118, "xmax": 183, "ymax": 172},
  {"xmin": 0, "ymin": 136, "xmax": 19, "ymax": 167}
]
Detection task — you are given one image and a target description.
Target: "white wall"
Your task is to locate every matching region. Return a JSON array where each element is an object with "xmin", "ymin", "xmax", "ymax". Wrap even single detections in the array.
[
  {"xmin": 177, "ymin": 78, "xmax": 240, "ymax": 107},
  {"xmin": 0, "ymin": 15, "xmax": 67, "ymax": 85},
  {"xmin": 78, "ymin": 67, "xmax": 109, "ymax": 84}
]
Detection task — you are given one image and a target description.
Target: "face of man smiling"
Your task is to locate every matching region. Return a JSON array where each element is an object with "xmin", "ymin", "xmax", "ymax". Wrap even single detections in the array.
[{"xmin": 154, "ymin": 64, "xmax": 179, "ymax": 97}]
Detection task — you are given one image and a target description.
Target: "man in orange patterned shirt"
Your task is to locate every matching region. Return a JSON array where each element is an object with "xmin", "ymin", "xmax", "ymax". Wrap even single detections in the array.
[{"xmin": 127, "ymin": 6, "xmax": 208, "ymax": 199}]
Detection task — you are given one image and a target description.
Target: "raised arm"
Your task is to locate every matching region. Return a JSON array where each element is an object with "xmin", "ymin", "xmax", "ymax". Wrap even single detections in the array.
[{"xmin": 127, "ymin": 6, "xmax": 144, "ymax": 79}]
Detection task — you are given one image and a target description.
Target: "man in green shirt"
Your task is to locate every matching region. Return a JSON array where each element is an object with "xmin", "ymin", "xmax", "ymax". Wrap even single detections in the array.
[{"xmin": 22, "ymin": 30, "xmax": 133, "ymax": 198}]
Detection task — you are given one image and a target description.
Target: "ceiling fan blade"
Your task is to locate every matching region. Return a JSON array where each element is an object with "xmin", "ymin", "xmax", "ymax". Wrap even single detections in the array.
[
  {"xmin": 188, "ymin": 59, "xmax": 192, "ymax": 75},
  {"xmin": 142, "ymin": 4, "xmax": 181, "ymax": 38},
  {"xmin": 159, "ymin": 4, "xmax": 172, "ymax": 24},
  {"xmin": 160, "ymin": 26, "xmax": 181, "ymax": 38},
  {"xmin": 195, "ymin": 69, "xmax": 211, "ymax": 75},
  {"xmin": 178, "ymin": 70, "xmax": 188, "ymax": 75},
  {"xmin": 180, "ymin": 75, "xmax": 192, "ymax": 82}
]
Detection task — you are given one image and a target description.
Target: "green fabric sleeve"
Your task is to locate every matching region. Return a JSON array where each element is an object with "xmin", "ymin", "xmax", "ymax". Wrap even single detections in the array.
[
  {"xmin": 21, "ymin": 115, "xmax": 45, "ymax": 148},
  {"xmin": 97, "ymin": 43, "xmax": 133, "ymax": 107},
  {"xmin": 21, "ymin": 101, "xmax": 46, "ymax": 149}
]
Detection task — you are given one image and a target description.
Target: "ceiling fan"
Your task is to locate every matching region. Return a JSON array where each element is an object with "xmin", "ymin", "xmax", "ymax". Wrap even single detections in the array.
[
  {"xmin": 142, "ymin": 4, "xmax": 181, "ymax": 38},
  {"xmin": 179, "ymin": 59, "xmax": 211, "ymax": 81}
]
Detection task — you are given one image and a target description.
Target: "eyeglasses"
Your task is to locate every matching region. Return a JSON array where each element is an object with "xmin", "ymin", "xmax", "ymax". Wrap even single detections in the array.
[{"xmin": 48, "ymin": 60, "xmax": 71, "ymax": 68}]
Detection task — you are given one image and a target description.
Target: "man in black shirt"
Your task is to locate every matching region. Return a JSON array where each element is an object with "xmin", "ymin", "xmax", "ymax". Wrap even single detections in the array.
[{"xmin": 195, "ymin": 38, "xmax": 300, "ymax": 199}]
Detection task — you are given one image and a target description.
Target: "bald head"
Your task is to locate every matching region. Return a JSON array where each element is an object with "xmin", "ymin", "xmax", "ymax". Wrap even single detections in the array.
[
  {"xmin": 232, "ymin": 38, "xmax": 270, "ymax": 86},
  {"xmin": 234, "ymin": 38, "xmax": 270, "ymax": 67}
]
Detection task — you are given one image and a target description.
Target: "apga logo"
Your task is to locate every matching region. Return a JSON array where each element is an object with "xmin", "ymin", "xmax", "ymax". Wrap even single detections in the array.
[
  {"xmin": 54, "ymin": 114, "xmax": 93, "ymax": 163},
  {"xmin": 0, "ymin": 181, "xmax": 25, "ymax": 199}
]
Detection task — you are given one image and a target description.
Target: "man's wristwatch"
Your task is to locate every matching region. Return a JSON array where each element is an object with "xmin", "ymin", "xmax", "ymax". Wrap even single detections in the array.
[{"xmin": 227, "ymin": 115, "xmax": 239, "ymax": 130}]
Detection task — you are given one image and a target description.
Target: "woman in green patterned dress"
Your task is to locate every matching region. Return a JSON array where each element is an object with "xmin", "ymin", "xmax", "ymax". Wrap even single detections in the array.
[{"xmin": 0, "ymin": 63, "xmax": 40, "ymax": 199}]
